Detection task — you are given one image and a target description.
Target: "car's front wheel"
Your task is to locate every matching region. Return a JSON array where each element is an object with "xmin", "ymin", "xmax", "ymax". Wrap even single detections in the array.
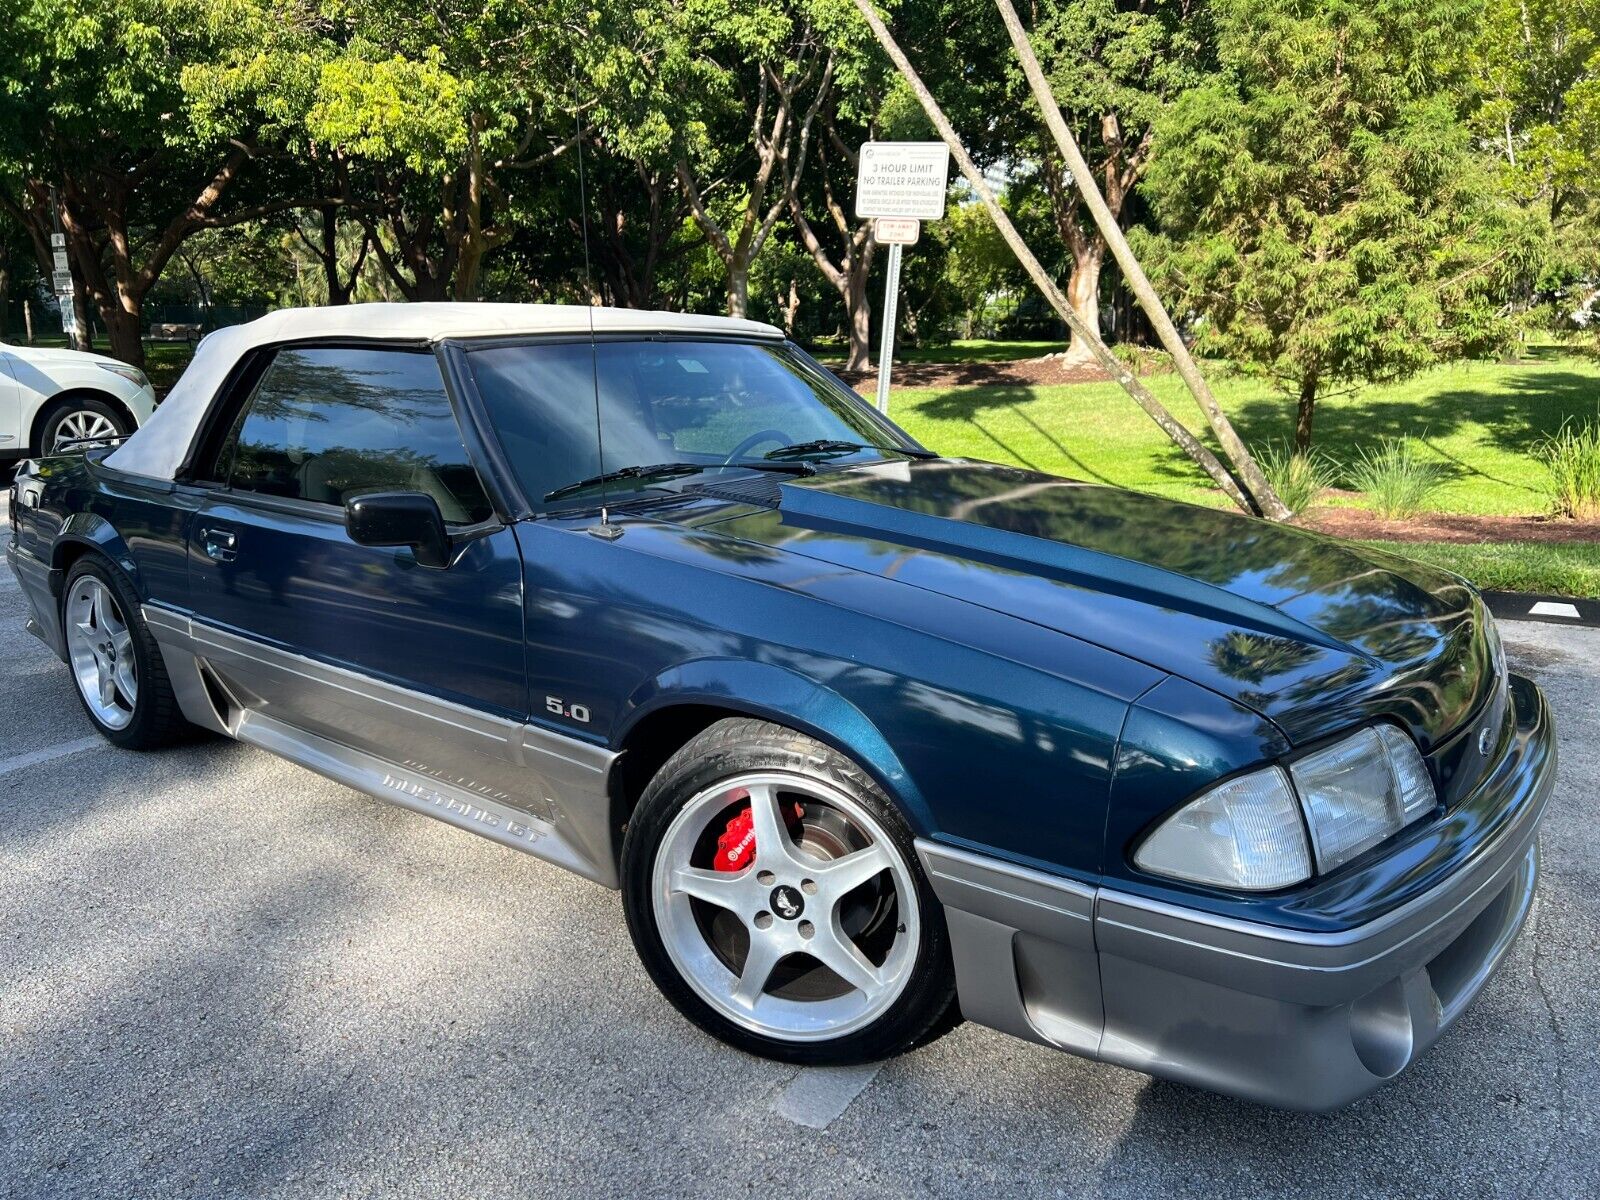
[
  {"xmin": 39, "ymin": 395, "xmax": 130, "ymax": 455},
  {"xmin": 622, "ymin": 718, "xmax": 958, "ymax": 1064}
]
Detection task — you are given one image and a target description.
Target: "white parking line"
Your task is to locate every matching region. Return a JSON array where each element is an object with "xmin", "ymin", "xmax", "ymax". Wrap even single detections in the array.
[
  {"xmin": 770, "ymin": 1062, "xmax": 884, "ymax": 1130},
  {"xmin": 0, "ymin": 736, "xmax": 105, "ymax": 779},
  {"xmin": 1529, "ymin": 601, "xmax": 1582, "ymax": 619}
]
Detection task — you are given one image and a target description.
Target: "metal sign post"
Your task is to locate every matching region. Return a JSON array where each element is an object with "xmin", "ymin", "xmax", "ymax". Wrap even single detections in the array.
[
  {"xmin": 855, "ymin": 143, "xmax": 948, "ymax": 416},
  {"xmin": 48, "ymin": 189, "xmax": 83, "ymax": 351},
  {"xmin": 874, "ymin": 241, "xmax": 903, "ymax": 414}
]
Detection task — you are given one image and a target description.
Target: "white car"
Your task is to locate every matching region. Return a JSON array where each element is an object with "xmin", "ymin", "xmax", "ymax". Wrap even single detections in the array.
[{"xmin": 0, "ymin": 342, "xmax": 157, "ymax": 460}]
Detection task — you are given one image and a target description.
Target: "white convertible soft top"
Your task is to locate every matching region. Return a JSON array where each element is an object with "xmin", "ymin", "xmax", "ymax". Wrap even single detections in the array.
[{"xmin": 104, "ymin": 302, "xmax": 784, "ymax": 481}]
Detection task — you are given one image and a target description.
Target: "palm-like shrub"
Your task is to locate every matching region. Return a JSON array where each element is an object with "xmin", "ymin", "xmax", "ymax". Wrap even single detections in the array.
[
  {"xmin": 1348, "ymin": 437, "xmax": 1446, "ymax": 519},
  {"xmin": 1253, "ymin": 442, "xmax": 1340, "ymax": 516},
  {"xmin": 1539, "ymin": 418, "xmax": 1600, "ymax": 520}
]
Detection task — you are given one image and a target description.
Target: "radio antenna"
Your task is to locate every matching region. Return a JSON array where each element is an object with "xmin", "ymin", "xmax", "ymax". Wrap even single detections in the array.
[{"xmin": 575, "ymin": 108, "xmax": 621, "ymax": 541}]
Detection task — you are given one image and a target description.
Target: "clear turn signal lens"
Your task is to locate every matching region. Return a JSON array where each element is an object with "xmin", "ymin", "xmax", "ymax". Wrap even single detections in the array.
[{"xmin": 1291, "ymin": 726, "xmax": 1436, "ymax": 873}]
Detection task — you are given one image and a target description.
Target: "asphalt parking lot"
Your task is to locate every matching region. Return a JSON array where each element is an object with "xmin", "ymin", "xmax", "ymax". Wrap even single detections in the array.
[{"xmin": 2, "ymin": 525, "xmax": 1598, "ymax": 1200}]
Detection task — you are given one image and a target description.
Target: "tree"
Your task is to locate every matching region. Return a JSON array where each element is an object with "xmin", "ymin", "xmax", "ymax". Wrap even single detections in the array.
[
  {"xmin": 1471, "ymin": 0, "xmax": 1600, "ymax": 335},
  {"xmin": 1014, "ymin": 0, "xmax": 1211, "ymax": 363},
  {"xmin": 851, "ymin": 0, "xmax": 1275, "ymax": 515},
  {"xmin": 1141, "ymin": 0, "xmax": 1538, "ymax": 449},
  {"xmin": 192, "ymin": 0, "xmax": 594, "ymax": 302},
  {"xmin": 1473, "ymin": 0, "xmax": 1600, "ymax": 223},
  {"xmin": 0, "ymin": 0, "xmax": 306, "ymax": 364},
  {"xmin": 939, "ymin": 197, "xmax": 1021, "ymax": 337},
  {"xmin": 620, "ymin": 0, "xmax": 865, "ymax": 318}
]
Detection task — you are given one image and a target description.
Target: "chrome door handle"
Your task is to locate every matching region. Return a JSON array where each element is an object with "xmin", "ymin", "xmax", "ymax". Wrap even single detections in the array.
[{"xmin": 201, "ymin": 527, "xmax": 237, "ymax": 563}]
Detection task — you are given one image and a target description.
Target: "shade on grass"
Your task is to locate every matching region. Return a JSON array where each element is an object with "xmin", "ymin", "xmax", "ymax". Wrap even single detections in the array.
[{"xmin": 890, "ymin": 351, "xmax": 1600, "ymax": 517}]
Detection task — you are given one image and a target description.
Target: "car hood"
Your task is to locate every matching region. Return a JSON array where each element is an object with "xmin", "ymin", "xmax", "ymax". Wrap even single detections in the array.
[
  {"xmin": 701, "ymin": 459, "xmax": 1497, "ymax": 748},
  {"xmin": 4, "ymin": 344, "xmax": 126, "ymax": 370}
]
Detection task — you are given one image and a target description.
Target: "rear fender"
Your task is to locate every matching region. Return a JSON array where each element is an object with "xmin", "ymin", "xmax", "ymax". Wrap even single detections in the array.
[{"xmin": 51, "ymin": 513, "xmax": 141, "ymax": 598}]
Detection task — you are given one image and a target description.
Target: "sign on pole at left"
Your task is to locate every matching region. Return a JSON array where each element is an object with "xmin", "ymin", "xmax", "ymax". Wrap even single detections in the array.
[
  {"xmin": 50, "ymin": 233, "xmax": 65, "ymax": 250},
  {"xmin": 52, "ymin": 270, "xmax": 73, "ymax": 294}
]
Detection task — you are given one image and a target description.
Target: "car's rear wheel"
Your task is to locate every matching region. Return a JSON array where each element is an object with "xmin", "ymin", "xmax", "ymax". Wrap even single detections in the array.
[
  {"xmin": 62, "ymin": 554, "xmax": 191, "ymax": 749},
  {"xmin": 622, "ymin": 717, "xmax": 958, "ymax": 1064},
  {"xmin": 39, "ymin": 396, "xmax": 130, "ymax": 455}
]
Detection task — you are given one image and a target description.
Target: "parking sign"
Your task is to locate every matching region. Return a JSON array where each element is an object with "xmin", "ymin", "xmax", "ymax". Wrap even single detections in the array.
[{"xmin": 855, "ymin": 142, "xmax": 950, "ymax": 220}]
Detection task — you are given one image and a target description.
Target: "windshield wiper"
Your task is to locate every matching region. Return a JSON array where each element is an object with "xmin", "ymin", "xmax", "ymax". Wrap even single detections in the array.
[
  {"xmin": 763, "ymin": 438, "xmax": 937, "ymax": 462},
  {"xmin": 544, "ymin": 459, "xmax": 813, "ymax": 503}
]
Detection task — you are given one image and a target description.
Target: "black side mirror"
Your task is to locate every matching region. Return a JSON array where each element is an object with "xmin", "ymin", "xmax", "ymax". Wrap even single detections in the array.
[{"xmin": 345, "ymin": 491, "xmax": 452, "ymax": 569}]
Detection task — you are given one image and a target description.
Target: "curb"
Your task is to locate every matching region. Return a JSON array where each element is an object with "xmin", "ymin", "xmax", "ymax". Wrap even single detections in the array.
[{"xmin": 1482, "ymin": 590, "xmax": 1600, "ymax": 628}]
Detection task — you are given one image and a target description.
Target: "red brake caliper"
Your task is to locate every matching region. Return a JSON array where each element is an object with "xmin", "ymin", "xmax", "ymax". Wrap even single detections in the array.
[{"xmin": 714, "ymin": 789, "xmax": 804, "ymax": 872}]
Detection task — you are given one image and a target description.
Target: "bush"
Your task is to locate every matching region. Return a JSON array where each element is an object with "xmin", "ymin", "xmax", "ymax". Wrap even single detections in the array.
[
  {"xmin": 1348, "ymin": 437, "xmax": 1446, "ymax": 519},
  {"xmin": 1253, "ymin": 441, "xmax": 1340, "ymax": 515},
  {"xmin": 1538, "ymin": 416, "xmax": 1600, "ymax": 520},
  {"xmin": 1110, "ymin": 343, "xmax": 1173, "ymax": 378}
]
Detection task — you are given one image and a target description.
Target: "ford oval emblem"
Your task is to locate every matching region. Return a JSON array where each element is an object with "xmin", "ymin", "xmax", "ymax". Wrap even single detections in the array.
[{"xmin": 1478, "ymin": 726, "xmax": 1494, "ymax": 757}]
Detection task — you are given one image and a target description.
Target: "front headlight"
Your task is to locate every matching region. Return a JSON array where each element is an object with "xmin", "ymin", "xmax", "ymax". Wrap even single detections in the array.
[
  {"xmin": 1135, "ymin": 723, "xmax": 1437, "ymax": 890},
  {"xmin": 96, "ymin": 362, "xmax": 150, "ymax": 390},
  {"xmin": 1133, "ymin": 767, "xmax": 1313, "ymax": 891},
  {"xmin": 1291, "ymin": 726, "xmax": 1435, "ymax": 872}
]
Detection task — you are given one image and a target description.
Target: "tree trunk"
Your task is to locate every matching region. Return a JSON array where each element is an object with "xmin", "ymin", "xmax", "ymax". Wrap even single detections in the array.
[
  {"xmin": 850, "ymin": 0, "xmax": 1262, "ymax": 517},
  {"xmin": 1064, "ymin": 242, "xmax": 1103, "ymax": 363},
  {"xmin": 781, "ymin": 277, "xmax": 801, "ymax": 337},
  {"xmin": 727, "ymin": 264, "xmax": 750, "ymax": 318},
  {"xmin": 846, "ymin": 269, "xmax": 872, "ymax": 371},
  {"xmin": 1295, "ymin": 377, "xmax": 1317, "ymax": 451},
  {"xmin": 72, "ymin": 287, "xmax": 96, "ymax": 354}
]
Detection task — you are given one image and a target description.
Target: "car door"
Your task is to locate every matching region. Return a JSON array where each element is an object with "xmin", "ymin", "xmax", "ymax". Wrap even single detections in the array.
[{"xmin": 184, "ymin": 344, "xmax": 535, "ymax": 797}]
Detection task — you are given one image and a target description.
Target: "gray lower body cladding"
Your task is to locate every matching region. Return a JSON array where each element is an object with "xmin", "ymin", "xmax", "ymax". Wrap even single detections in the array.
[
  {"xmin": 7, "ymin": 539, "xmax": 66, "ymax": 658},
  {"xmin": 140, "ymin": 603, "xmax": 623, "ymax": 887},
  {"xmin": 918, "ymin": 674, "xmax": 1554, "ymax": 1111}
]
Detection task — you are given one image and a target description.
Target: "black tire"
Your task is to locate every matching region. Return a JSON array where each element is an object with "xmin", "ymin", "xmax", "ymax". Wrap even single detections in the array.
[
  {"xmin": 37, "ymin": 394, "xmax": 130, "ymax": 456},
  {"xmin": 621, "ymin": 717, "xmax": 959, "ymax": 1064},
  {"xmin": 61, "ymin": 553, "xmax": 193, "ymax": 749}
]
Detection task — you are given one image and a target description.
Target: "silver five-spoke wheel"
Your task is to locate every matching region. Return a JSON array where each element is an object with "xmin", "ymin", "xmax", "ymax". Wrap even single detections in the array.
[
  {"xmin": 65, "ymin": 575, "xmax": 138, "ymax": 730},
  {"xmin": 651, "ymin": 771, "xmax": 921, "ymax": 1041},
  {"xmin": 51, "ymin": 410, "xmax": 120, "ymax": 452}
]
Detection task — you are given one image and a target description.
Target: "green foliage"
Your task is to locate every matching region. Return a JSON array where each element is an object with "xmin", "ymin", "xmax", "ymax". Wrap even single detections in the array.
[
  {"xmin": 1347, "ymin": 436, "xmax": 1448, "ymax": 518},
  {"xmin": 1139, "ymin": 0, "xmax": 1544, "ymax": 438},
  {"xmin": 1253, "ymin": 441, "xmax": 1340, "ymax": 515},
  {"xmin": 1538, "ymin": 414, "xmax": 1600, "ymax": 518}
]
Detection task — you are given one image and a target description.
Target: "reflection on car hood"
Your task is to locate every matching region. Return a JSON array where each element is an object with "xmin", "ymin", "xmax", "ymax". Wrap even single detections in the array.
[{"xmin": 703, "ymin": 459, "xmax": 1497, "ymax": 748}]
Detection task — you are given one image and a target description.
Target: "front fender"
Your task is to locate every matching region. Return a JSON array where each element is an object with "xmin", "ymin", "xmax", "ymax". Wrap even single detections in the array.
[{"xmin": 616, "ymin": 657, "xmax": 932, "ymax": 834}]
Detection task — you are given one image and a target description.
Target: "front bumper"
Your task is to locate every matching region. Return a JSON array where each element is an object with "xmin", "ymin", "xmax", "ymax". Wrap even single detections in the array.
[{"xmin": 918, "ymin": 673, "xmax": 1555, "ymax": 1110}]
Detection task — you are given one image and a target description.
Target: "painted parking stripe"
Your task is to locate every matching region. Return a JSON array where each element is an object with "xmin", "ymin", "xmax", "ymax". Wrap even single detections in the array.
[
  {"xmin": 770, "ymin": 1062, "xmax": 884, "ymax": 1130},
  {"xmin": 0, "ymin": 736, "xmax": 104, "ymax": 779},
  {"xmin": 1528, "ymin": 600, "xmax": 1582, "ymax": 619}
]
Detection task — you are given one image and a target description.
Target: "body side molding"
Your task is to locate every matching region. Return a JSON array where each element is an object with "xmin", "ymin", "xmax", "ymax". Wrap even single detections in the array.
[{"xmin": 143, "ymin": 601, "xmax": 621, "ymax": 885}]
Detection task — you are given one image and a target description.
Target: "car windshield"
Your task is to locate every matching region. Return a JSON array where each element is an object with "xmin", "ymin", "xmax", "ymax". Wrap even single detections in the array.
[{"xmin": 466, "ymin": 339, "xmax": 913, "ymax": 511}]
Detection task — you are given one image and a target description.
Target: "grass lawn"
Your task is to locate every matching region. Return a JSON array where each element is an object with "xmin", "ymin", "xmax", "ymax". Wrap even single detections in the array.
[
  {"xmin": 889, "ymin": 349, "xmax": 1600, "ymax": 517},
  {"xmin": 1351, "ymin": 541, "xmax": 1600, "ymax": 597}
]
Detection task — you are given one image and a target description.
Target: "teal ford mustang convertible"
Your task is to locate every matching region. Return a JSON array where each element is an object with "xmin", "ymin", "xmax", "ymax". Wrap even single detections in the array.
[{"xmin": 7, "ymin": 304, "xmax": 1554, "ymax": 1109}]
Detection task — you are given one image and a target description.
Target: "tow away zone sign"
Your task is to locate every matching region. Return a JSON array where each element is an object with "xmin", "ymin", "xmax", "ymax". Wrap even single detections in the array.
[
  {"xmin": 873, "ymin": 218, "xmax": 920, "ymax": 245},
  {"xmin": 855, "ymin": 142, "xmax": 949, "ymax": 220}
]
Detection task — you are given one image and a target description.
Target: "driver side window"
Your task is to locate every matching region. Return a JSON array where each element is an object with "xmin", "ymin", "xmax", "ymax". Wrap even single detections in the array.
[{"xmin": 215, "ymin": 346, "xmax": 493, "ymax": 524}]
